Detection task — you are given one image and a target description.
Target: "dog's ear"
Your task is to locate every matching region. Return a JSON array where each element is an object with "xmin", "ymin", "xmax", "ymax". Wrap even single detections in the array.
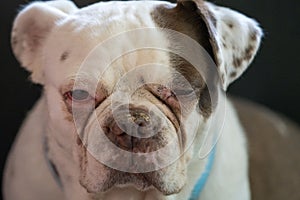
[
  {"xmin": 11, "ymin": 0, "xmax": 78, "ymax": 84},
  {"xmin": 177, "ymin": 0, "xmax": 263, "ymax": 90}
]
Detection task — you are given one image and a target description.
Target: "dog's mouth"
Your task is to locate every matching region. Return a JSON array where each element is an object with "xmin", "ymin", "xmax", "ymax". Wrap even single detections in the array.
[
  {"xmin": 80, "ymin": 158, "xmax": 186, "ymax": 195},
  {"xmin": 77, "ymin": 112, "xmax": 187, "ymax": 195},
  {"xmin": 92, "ymin": 170, "xmax": 154, "ymax": 193},
  {"xmin": 110, "ymin": 170, "xmax": 184, "ymax": 195},
  {"xmin": 78, "ymin": 125, "xmax": 187, "ymax": 195}
]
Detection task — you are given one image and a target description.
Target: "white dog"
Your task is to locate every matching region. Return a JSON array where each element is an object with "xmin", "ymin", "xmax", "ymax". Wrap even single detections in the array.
[{"xmin": 3, "ymin": 0, "xmax": 265, "ymax": 200}]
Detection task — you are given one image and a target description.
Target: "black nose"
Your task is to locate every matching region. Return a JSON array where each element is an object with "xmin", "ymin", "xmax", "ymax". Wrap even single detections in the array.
[
  {"xmin": 131, "ymin": 110, "xmax": 150, "ymax": 127},
  {"xmin": 104, "ymin": 105, "xmax": 162, "ymax": 152}
]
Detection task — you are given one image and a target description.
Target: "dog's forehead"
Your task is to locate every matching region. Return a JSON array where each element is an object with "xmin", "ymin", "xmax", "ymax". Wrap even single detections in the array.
[{"xmin": 43, "ymin": 1, "xmax": 174, "ymax": 88}]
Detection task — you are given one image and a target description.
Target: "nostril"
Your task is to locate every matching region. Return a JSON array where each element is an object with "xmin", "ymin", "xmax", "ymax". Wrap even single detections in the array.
[{"xmin": 134, "ymin": 118, "xmax": 148, "ymax": 127}]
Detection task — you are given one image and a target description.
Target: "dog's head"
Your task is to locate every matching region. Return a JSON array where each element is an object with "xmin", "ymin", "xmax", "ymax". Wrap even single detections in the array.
[{"xmin": 11, "ymin": 0, "xmax": 262, "ymax": 195}]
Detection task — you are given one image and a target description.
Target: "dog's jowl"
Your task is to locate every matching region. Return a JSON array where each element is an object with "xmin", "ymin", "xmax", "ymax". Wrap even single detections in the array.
[{"xmin": 5, "ymin": 0, "xmax": 287, "ymax": 200}]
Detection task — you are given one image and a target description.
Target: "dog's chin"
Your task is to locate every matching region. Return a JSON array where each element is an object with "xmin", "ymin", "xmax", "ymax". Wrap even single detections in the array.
[
  {"xmin": 81, "ymin": 166, "xmax": 186, "ymax": 196},
  {"xmin": 101, "ymin": 171, "xmax": 153, "ymax": 192}
]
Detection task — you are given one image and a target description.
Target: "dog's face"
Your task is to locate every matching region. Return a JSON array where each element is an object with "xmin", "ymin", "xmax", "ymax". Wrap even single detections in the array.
[{"xmin": 11, "ymin": 0, "xmax": 262, "ymax": 195}]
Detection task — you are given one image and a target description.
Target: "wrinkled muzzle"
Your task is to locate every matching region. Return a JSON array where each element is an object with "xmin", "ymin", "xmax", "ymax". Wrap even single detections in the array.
[
  {"xmin": 81, "ymin": 97, "xmax": 182, "ymax": 173},
  {"xmin": 76, "ymin": 94, "xmax": 189, "ymax": 194}
]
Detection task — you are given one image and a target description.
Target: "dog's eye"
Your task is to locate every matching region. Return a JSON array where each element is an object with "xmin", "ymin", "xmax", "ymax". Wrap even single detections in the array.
[
  {"xmin": 157, "ymin": 86, "xmax": 173, "ymax": 99},
  {"xmin": 64, "ymin": 90, "xmax": 93, "ymax": 102},
  {"xmin": 157, "ymin": 85, "xmax": 194, "ymax": 98}
]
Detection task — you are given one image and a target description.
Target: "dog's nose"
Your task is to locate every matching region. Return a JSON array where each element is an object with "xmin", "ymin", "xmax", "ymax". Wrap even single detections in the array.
[{"xmin": 104, "ymin": 105, "xmax": 163, "ymax": 152}]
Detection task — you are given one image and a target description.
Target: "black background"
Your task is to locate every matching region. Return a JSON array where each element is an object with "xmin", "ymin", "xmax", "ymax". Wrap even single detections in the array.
[{"xmin": 0, "ymin": 0, "xmax": 299, "ymax": 199}]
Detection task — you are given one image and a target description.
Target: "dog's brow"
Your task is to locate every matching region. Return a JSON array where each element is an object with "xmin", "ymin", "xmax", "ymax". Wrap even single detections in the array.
[
  {"xmin": 60, "ymin": 77, "xmax": 109, "ymax": 98},
  {"xmin": 60, "ymin": 78, "xmax": 96, "ymax": 93}
]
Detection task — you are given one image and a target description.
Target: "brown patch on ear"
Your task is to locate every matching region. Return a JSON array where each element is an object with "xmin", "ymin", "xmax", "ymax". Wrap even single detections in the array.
[
  {"xmin": 233, "ymin": 57, "xmax": 243, "ymax": 68},
  {"xmin": 230, "ymin": 71, "xmax": 237, "ymax": 78},
  {"xmin": 244, "ymin": 45, "xmax": 255, "ymax": 61},
  {"xmin": 250, "ymin": 29, "xmax": 258, "ymax": 41}
]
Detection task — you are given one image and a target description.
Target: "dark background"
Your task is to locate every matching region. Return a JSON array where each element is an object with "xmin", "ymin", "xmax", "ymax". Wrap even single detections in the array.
[{"xmin": 0, "ymin": 0, "xmax": 299, "ymax": 199}]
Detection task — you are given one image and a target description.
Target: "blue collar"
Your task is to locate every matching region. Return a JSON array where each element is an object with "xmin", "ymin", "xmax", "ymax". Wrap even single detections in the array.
[{"xmin": 189, "ymin": 147, "xmax": 216, "ymax": 200}]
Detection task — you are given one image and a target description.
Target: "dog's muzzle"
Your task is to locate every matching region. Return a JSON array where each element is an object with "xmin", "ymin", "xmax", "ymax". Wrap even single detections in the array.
[
  {"xmin": 103, "ymin": 104, "xmax": 167, "ymax": 153},
  {"xmin": 79, "ymin": 100, "xmax": 185, "ymax": 193}
]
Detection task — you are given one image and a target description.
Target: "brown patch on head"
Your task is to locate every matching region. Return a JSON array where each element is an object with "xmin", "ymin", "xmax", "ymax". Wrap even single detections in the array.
[
  {"xmin": 151, "ymin": 2, "xmax": 215, "ymax": 62},
  {"xmin": 168, "ymin": 54, "xmax": 216, "ymax": 119},
  {"xmin": 60, "ymin": 51, "xmax": 70, "ymax": 61},
  {"xmin": 233, "ymin": 57, "xmax": 243, "ymax": 68},
  {"xmin": 198, "ymin": 86, "xmax": 213, "ymax": 118},
  {"xmin": 179, "ymin": 1, "xmax": 198, "ymax": 11},
  {"xmin": 151, "ymin": 2, "xmax": 219, "ymax": 119}
]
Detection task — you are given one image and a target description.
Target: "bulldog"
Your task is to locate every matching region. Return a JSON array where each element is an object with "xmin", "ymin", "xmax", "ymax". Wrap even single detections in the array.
[{"xmin": 3, "ymin": 0, "xmax": 264, "ymax": 200}]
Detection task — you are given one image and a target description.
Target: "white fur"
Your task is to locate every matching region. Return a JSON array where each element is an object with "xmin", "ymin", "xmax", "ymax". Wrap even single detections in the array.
[
  {"xmin": 4, "ymin": 1, "xmax": 262, "ymax": 200},
  {"xmin": 3, "ymin": 90, "xmax": 250, "ymax": 200}
]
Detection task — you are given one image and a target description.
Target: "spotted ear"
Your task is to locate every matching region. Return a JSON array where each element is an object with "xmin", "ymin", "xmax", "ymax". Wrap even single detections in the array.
[
  {"xmin": 11, "ymin": 0, "xmax": 78, "ymax": 84},
  {"xmin": 178, "ymin": 0, "xmax": 263, "ymax": 90}
]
